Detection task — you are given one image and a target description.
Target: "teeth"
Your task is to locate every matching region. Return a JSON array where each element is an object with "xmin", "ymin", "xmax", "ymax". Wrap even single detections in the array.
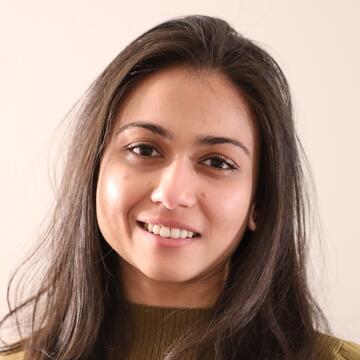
[
  {"xmin": 142, "ymin": 222, "xmax": 197, "ymax": 239},
  {"xmin": 152, "ymin": 224, "xmax": 160, "ymax": 235},
  {"xmin": 170, "ymin": 228, "xmax": 180, "ymax": 238},
  {"xmin": 159, "ymin": 226, "xmax": 170, "ymax": 237}
]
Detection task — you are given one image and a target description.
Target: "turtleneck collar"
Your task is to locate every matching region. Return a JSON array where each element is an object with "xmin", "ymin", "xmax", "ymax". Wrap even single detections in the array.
[{"xmin": 125, "ymin": 302, "xmax": 214, "ymax": 359}]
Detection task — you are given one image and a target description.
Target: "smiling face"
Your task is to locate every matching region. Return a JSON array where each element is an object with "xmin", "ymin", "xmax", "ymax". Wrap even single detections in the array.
[{"xmin": 96, "ymin": 65, "xmax": 258, "ymax": 294}]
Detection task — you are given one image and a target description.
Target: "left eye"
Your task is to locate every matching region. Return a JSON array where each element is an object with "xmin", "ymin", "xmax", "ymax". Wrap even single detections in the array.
[
  {"xmin": 127, "ymin": 143, "xmax": 161, "ymax": 157},
  {"xmin": 201, "ymin": 156, "xmax": 236, "ymax": 171}
]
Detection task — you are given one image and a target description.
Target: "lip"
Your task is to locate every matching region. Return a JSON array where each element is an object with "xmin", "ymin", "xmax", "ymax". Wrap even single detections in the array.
[
  {"xmin": 137, "ymin": 217, "xmax": 201, "ymax": 235},
  {"xmin": 137, "ymin": 221, "xmax": 199, "ymax": 248}
]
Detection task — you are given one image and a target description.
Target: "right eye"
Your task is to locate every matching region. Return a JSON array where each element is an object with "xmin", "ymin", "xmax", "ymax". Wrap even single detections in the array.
[{"xmin": 126, "ymin": 143, "xmax": 161, "ymax": 157}]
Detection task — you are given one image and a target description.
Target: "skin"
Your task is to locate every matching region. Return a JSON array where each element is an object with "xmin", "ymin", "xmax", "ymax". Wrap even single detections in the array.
[{"xmin": 96, "ymin": 65, "xmax": 258, "ymax": 308}]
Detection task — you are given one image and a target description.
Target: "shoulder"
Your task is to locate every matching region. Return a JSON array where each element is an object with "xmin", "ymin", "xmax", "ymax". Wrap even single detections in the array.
[
  {"xmin": 0, "ymin": 352, "xmax": 24, "ymax": 360},
  {"xmin": 315, "ymin": 333, "xmax": 360, "ymax": 359},
  {"xmin": 0, "ymin": 336, "xmax": 359, "ymax": 360}
]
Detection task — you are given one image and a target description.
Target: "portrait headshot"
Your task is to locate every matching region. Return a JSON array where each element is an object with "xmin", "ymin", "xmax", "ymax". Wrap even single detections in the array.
[{"xmin": 0, "ymin": 1, "xmax": 359, "ymax": 359}]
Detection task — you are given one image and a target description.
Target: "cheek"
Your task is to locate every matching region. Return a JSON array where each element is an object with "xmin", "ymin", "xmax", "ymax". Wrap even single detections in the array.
[
  {"xmin": 96, "ymin": 164, "xmax": 142, "ymax": 241},
  {"xmin": 208, "ymin": 180, "xmax": 252, "ymax": 234},
  {"xmin": 97, "ymin": 171, "xmax": 127, "ymax": 215}
]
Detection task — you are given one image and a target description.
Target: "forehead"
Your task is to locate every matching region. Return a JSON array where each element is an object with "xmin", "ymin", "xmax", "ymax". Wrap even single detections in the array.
[{"xmin": 114, "ymin": 65, "xmax": 256, "ymax": 143}]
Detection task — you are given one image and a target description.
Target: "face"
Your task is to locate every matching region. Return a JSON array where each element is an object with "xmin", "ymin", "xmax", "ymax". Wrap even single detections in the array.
[{"xmin": 96, "ymin": 66, "xmax": 258, "ymax": 286}]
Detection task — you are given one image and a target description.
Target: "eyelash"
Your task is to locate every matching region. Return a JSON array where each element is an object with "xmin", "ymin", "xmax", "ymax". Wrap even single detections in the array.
[{"xmin": 125, "ymin": 142, "xmax": 237, "ymax": 172}]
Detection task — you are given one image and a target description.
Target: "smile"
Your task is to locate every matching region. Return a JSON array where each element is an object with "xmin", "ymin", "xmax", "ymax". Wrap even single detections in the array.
[{"xmin": 138, "ymin": 221, "xmax": 200, "ymax": 239}]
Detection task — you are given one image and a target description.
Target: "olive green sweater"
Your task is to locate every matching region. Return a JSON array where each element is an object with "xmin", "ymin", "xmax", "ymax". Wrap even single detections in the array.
[{"xmin": 1, "ymin": 303, "xmax": 360, "ymax": 359}]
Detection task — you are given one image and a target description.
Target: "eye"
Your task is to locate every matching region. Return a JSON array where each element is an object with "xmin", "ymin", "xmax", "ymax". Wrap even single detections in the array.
[
  {"xmin": 126, "ymin": 143, "xmax": 161, "ymax": 157},
  {"xmin": 201, "ymin": 156, "xmax": 237, "ymax": 171}
]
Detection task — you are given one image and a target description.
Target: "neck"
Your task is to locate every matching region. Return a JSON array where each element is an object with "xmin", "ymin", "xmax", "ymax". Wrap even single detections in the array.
[{"xmin": 120, "ymin": 260, "xmax": 227, "ymax": 308}]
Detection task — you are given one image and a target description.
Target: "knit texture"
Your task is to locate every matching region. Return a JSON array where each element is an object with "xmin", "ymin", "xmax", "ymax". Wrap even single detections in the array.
[
  {"xmin": 126, "ymin": 302, "xmax": 213, "ymax": 359},
  {"xmin": 1, "ymin": 304, "xmax": 360, "ymax": 359}
]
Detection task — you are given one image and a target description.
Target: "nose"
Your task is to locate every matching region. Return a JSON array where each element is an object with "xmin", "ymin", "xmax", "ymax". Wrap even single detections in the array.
[{"xmin": 150, "ymin": 157, "xmax": 198, "ymax": 209}]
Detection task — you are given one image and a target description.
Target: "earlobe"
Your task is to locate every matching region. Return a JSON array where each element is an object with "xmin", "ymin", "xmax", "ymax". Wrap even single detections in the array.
[{"xmin": 248, "ymin": 204, "xmax": 256, "ymax": 231}]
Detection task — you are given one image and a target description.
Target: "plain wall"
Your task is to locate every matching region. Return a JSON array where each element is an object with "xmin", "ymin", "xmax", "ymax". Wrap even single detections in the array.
[{"xmin": 0, "ymin": 0, "xmax": 359, "ymax": 342}]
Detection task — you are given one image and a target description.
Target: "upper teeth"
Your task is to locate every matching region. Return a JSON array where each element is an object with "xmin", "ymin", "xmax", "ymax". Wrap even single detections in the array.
[{"xmin": 143, "ymin": 222, "xmax": 197, "ymax": 239}]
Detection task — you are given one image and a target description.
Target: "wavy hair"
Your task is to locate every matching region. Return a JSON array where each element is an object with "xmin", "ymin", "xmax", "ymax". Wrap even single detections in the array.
[{"xmin": 0, "ymin": 15, "xmax": 327, "ymax": 359}]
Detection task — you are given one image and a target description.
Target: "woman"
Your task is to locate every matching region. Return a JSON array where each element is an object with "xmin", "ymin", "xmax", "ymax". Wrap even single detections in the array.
[{"xmin": 1, "ymin": 15, "xmax": 359, "ymax": 360}]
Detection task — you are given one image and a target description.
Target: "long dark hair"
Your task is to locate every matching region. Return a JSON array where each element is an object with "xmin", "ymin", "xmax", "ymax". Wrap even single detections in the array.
[{"xmin": 0, "ymin": 15, "xmax": 328, "ymax": 359}]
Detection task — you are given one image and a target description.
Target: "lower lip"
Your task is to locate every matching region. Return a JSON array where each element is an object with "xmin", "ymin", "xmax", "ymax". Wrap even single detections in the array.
[{"xmin": 138, "ymin": 223, "xmax": 199, "ymax": 248}]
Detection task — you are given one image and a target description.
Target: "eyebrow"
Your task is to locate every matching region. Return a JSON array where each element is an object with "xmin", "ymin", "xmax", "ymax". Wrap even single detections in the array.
[{"xmin": 116, "ymin": 121, "xmax": 250, "ymax": 157}]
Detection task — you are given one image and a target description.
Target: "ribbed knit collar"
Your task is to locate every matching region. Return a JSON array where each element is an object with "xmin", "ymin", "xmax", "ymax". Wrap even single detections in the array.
[{"xmin": 126, "ymin": 302, "xmax": 214, "ymax": 360}]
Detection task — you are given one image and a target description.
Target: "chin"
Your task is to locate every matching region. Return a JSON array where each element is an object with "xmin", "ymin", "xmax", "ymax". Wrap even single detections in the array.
[{"xmin": 141, "ymin": 266, "xmax": 199, "ymax": 283}]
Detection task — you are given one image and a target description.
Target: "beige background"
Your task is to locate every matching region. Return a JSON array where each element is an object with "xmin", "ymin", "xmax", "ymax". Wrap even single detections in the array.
[{"xmin": 0, "ymin": 0, "xmax": 359, "ymax": 342}]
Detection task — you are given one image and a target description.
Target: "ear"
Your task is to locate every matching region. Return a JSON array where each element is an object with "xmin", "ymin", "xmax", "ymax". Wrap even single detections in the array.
[{"xmin": 248, "ymin": 203, "xmax": 257, "ymax": 231}]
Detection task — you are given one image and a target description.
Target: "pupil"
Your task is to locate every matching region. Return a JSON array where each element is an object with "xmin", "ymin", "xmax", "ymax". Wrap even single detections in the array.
[
  {"xmin": 140, "ymin": 146, "xmax": 153, "ymax": 156},
  {"xmin": 211, "ymin": 157, "xmax": 224, "ymax": 168}
]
